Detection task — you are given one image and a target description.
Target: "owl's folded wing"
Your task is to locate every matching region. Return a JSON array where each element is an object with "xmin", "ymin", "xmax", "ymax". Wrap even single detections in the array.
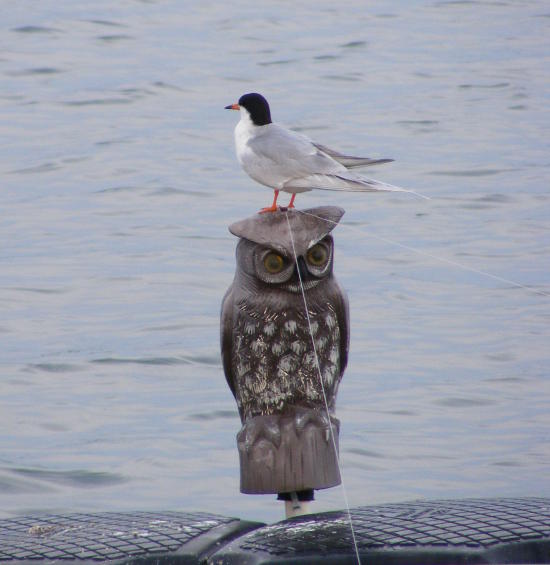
[
  {"xmin": 220, "ymin": 286, "xmax": 237, "ymax": 399},
  {"xmin": 333, "ymin": 280, "xmax": 350, "ymax": 380}
]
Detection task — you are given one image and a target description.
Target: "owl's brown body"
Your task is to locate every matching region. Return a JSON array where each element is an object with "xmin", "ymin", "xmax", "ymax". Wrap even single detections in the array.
[{"xmin": 221, "ymin": 207, "xmax": 349, "ymax": 423}]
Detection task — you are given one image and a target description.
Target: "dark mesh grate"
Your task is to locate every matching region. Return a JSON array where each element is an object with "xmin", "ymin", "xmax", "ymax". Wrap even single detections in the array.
[
  {"xmin": 0, "ymin": 510, "xmax": 249, "ymax": 562},
  {"xmin": 2, "ymin": 499, "xmax": 549, "ymax": 564},
  {"xmin": 212, "ymin": 497, "xmax": 550, "ymax": 563}
]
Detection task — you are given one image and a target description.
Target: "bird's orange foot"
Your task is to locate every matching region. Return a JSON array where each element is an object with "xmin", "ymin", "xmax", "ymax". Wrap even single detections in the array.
[
  {"xmin": 259, "ymin": 190, "xmax": 280, "ymax": 213},
  {"xmin": 259, "ymin": 204, "xmax": 279, "ymax": 213}
]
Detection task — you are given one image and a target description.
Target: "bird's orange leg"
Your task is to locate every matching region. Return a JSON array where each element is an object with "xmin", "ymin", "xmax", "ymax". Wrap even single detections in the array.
[
  {"xmin": 287, "ymin": 193, "xmax": 296, "ymax": 209},
  {"xmin": 259, "ymin": 190, "xmax": 280, "ymax": 213}
]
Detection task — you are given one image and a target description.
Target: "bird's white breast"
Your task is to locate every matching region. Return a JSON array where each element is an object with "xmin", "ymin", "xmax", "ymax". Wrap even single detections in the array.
[
  {"xmin": 234, "ymin": 115, "xmax": 255, "ymax": 167},
  {"xmin": 234, "ymin": 116, "xmax": 280, "ymax": 190}
]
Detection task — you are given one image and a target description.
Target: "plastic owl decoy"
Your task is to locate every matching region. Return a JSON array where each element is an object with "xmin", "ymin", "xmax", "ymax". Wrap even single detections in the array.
[{"xmin": 221, "ymin": 207, "xmax": 349, "ymax": 497}]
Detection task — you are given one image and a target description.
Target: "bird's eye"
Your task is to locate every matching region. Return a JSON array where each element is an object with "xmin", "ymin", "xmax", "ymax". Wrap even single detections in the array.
[
  {"xmin": 307, "ymin": 244, "xmax": 328, "ymax": 267},
  {"xmin": 263, "ymin": 252, "xmax": 285, "ymax": 274}
]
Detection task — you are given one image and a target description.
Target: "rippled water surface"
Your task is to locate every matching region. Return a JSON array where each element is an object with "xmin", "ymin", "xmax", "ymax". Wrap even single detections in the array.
[{"xmin": 1, "ymin": 1, "xmax": 549, "ymax": 523}]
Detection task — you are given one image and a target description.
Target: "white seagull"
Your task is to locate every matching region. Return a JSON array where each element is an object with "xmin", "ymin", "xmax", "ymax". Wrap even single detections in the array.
[{"xmin": 225, "ymin": 92, "xmax": 424, "ymax": 213}]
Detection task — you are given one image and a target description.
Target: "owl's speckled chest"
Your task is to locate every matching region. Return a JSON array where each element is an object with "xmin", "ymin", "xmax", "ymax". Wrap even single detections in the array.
[{"xmin": 232, "ymin": 297, "xmax": 341, "ymax": 420}]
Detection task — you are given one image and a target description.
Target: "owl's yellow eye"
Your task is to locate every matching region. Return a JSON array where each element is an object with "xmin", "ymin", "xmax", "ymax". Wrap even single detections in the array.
[
  {"xmin": 307, "ymin": 244, "xmax": 328, "ymax": 267},
  {"xmin": 263, "ymin": 252, "xmax": 285, "ymax": 273}
]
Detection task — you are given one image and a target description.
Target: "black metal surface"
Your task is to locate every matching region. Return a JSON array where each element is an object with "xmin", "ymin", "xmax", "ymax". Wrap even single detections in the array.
[
  {"xmin": 2, "ymin": 499, "xmax": 549, "ymax": 564},
  {"xmin": 209, "ymin": 497, "xmax": 550, "ymax": 564},
  {"xmin": 0, "ymin": 510, "xmax": 262, "ymax": 564}
]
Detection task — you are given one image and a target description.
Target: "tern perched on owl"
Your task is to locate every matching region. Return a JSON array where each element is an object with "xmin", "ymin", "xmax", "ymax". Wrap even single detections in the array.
[
  {"xmin": 225, "ymin": 92, "xmax": 418, "ymax": 213},
  {"xmin": 221, "ymin": 206, "xmax": 349, "ymax": 423}
]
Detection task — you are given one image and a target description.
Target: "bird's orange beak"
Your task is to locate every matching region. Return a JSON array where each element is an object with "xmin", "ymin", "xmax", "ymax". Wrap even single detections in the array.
[{"xmin": 224, "ymin": 103, "xmax": 240, "ymax": 110}]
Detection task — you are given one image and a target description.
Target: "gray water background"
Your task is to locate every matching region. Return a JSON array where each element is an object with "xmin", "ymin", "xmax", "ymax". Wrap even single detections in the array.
[{"xmin": 1, "ymin": 0, "xmax": 549, "ymax": 523}]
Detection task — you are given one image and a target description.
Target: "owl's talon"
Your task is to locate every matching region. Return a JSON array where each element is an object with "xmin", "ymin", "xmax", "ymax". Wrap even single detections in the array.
[
  {"xmin": 294, "ymin": 408, "xmax": 332, "ymax": 435},
  {"xmin": 238, "ymin": 416, "xmax": 282, "ymax": 450}
]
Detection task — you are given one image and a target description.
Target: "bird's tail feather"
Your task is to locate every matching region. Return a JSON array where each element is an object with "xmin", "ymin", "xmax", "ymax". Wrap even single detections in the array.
[
  {"xmin": 336, "ymin": 157, "xmax": 395, "ymax": 169},
  {"xmin": 284, "ymin": 174, "xmax": 430, "ymax": 200},
  {"xmin": 313, "ymin": 143, "xmax": 394, "ymax": 169}
]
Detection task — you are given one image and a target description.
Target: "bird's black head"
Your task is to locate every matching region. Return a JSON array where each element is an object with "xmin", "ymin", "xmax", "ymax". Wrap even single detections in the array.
[{"xmin": 238, "ymin": 92, "xmax": 272, "ymax": 126}]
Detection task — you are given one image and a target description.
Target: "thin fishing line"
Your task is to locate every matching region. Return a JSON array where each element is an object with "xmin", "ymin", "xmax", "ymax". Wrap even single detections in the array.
[
  {"xmin": 284, "ymin": 211, "xmax": 362, "ymax": 565},
  {"xmin": 297, "ymin": 210, "xmax": 550, "ymax": 298}
]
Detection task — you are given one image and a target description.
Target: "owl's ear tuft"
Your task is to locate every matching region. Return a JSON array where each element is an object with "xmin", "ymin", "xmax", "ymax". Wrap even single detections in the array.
[
  {"xmin": 302, "ymin": 206, "xmax": 345, "ymax": 228},
  {"xmin": 229, "ymin": 206, "xmax": 344, "ymax": 258}
]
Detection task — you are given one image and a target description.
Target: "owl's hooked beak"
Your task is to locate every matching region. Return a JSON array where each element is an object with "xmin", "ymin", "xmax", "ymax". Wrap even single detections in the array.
[
  {"xmin": 225, "ymin": 103, "xmax": 240, "ymax": 110},
  {"xmin": 284, "ymin": 258, "xmax": 322, "ymax": 293},
  {"xmin": 295, "ymin": 256, "xmax": 313, "ymax": 283}
]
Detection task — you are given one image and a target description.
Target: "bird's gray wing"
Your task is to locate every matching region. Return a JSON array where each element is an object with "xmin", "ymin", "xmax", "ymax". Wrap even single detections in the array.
[
  {"xmin": 313, "ymin": 143, "xmax": 394, "ymax": 169},
  {"xmin": 220, "ymin": 285, "xmax": 237, "ymax": 399},
  {"xmin": 249, "ymin": 126, "xmax": 430, "ymax": 198},
  {"xmin": 248, "ymin": 125, "xmax": 344, "ymax": 177}
]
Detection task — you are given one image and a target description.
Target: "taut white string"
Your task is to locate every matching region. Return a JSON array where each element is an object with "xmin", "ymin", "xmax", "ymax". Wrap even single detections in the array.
[
  {"xmin": 284, "ymin": 211, "xmax": 362, "ymax": 565},
  {"xmin": 297, "ymin": 210, "xmax": 550, "ymax": 298}
]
